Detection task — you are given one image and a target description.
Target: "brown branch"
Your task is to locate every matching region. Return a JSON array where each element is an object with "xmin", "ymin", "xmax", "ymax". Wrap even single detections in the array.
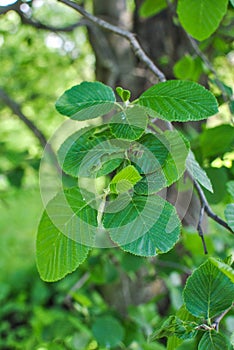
[
  {"xmin": 57, "ymin": 0, "xmax": 166, "ymax": 82},
  {"xmin": 197, "ymin": 204, "xmax": 208, "ymax": 254}
]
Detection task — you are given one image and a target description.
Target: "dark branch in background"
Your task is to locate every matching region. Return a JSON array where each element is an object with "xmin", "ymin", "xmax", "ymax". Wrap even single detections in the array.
[
  {"xmin": 57, "ymin": 0, "xmax": 166, "ymax": 82},
  {"xmin": 19, "ymin": 12, "xmax": 88, "ymax": 32},
  {"xmin": 0, "ymin": 88, "xmax": 60, "ymax": 172},
  {"xmin": 193, "ymin": 178, "xmax": 234, "ymax": 234}
]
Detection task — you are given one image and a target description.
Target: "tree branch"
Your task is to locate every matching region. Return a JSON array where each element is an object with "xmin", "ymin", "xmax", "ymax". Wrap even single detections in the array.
[
  {"xmin": 0, "ymin": 88, "xmax": 60, "ymax": 171},
  {"xmin": 57, "ymin": 0, "xmax": 166, "ymax": 82},
  {"xmin": 19, "ymin": 12, "xmax": 88, "ymax": 32},
  {"xmin": 192, "ymin": 178, "xmax": 234, "ymax": 235},
  {"xmin": 212, "ymin": 302, "xmax": 234, "ymax": 331}
]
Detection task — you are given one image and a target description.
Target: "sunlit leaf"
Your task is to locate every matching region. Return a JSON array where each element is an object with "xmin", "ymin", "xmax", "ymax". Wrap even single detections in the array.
[
  {"xmin": 110, "ymin": 165, "xmax": 142, "ymax": 194},
  {"xmin": 138, "ymin": 80, "xmax": 218, "ymax": 122},
  {"xmin": 139, "ymin": 0, "xmax": 168, "ymax": 17},
  {"xmin": 177, "ymin": 0, "xmax": 229, "ymax": 41},
  {"xmin": 210, "ymin": 257, "xmax": 234, "ymax": 283}
]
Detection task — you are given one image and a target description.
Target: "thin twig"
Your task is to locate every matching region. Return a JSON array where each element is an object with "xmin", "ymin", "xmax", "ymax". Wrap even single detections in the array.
[
  {"xmin": 192, "ymin": 177, "xmax": 234, "ymax": 234},
  {"xmin": 212, "ymin": 303, "xmax": 234, "ymax": 331},
  {"xmin": 197, "ymin": 204, "xmax": 208, "ymax": 254},
  {"xmin": 57, "ymin": 0, "xmax": 166, "ymax": 82},
  {"xmin": 64, "ymin": 272, "xmax": 90, "ymax": 307},
  {"xmin": 19, "ymin": 13, "xmax": 88, "ymax": 32}
]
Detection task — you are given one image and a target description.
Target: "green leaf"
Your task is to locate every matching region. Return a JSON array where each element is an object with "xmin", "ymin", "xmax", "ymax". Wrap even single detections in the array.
[
  {"xmin": 110, "ymin": 106, "xmax": 147, "ymax": 140},
  {"xmin": 116, "ymin": 86, "xmax": 131, "ymax": 102},
  {"xmin": 138, "ymin": 80, "xmax": 218, "ymax": 122},
  {"xmin": 200, "ymin": 125, "xmax": 234, "ymax": 158},
  {"xmin": 150, "ymin": 316, "xmax": 198, "ymax": 341},
  {"xmin": 103, "ymin": 193, "xmax": 181, "ymax": 256},
  {"xmin": 209, "ymin": 257, "xmax": 234, "ymax": 283},
  {"xmin": 167, "ymin": 305, "xmax": 199, "ymax": 350},
  {"xmin": 92, "ymin": 316, "xmax": 124, "ymax": 348},
  {"xmin": 198, "ymin": 331, "xmax": 229, "ymax": 350},
  {"xmin": 227, "ymin": 181, "xmax": 234, "ymax": 199},
  {"xmin": 55, "ymin": 81, "xmax": 116, "ymax": 120},
  {"xmin": 183, "ymin": 259, "xmax": 234, "ymax": 319},
  {"xmin": 225, "ymin": 203, "xmax": 234, "ymax": 231},
  {"xmin": 230, "ymin": 0, "xmax": 234, "ymax": 6},
  {"xmin": 177, "ymin": 0, "xmax": 229, "ymax": 41},
  {"xmin": 134, "ymin": 130, "xmax": 189, "ymax": 195},
  {"xmin": 136, "ymin": 133, "xmax": 189, "ymax": 194},
  {"xmin": 58, "ymin": 126, "xmax": 129, "ymax": 178},
  {"xmin": 110, "ymin": 165, "xmax": 142, "ymax": 194},
  {"xmin": 128, "ymin": 132, "xmax": 170, "ymax": 174},
  {"xmin": 186, "ymin": 151, "xmax": 213, "ymax": 192},
  {"xmin": 173, "ymin": 55, "xmax": 202, "ymax": 82},
  {"xmin": 36, "ymin": 187, "xmax": 98, "ymax": 281},
  {"xmin": 139, "ymin": 0, "xmax": 168, "ymax": 17}
]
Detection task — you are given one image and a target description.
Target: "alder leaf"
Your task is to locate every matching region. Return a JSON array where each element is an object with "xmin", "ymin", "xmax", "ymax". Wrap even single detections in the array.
[
  {"xmin": 139, "ymin": 0, "xmax": 168, "ymax": 18},
  {"xmin": 138, "ymin": 80, "xmax": 218, "ymax": 122},
  {"xmin": 183, "ymin": 259, "xmax": 234, "ymax": 319},
  {"xmin": 177, "ymin": 0, "xmax": 229, "ymax": 41},
  {"xmin": 58, "ymin": 126, "xmax": 129, "ymax": 178},
  {"xmin": 55, "ymin": 81, "xmax": 116, "ymax": 120},
  {"xmin": 110, "ymin": 106, "xmax": 147, "ymax": 141},
  {"xmin": 103, "ymin": 193, "xmax": 181, "ymax": 256},
  {"xmin": 198, "ymin": 331, "xmax": 229, "ymax": 350},
  {"xmin": 36, "ymin": 187, "xmax": 98, "ymax": 281}
]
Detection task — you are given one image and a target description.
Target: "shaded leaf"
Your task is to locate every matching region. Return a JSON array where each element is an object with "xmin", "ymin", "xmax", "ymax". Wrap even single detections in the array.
[
  {"xmin": 186, "ymin": 151, "xmax": 213, "ymax": 192},
  {"xmin": 103, "ymin": 193, "xmax": 181, "ymax": 256},
  {"xmin": 177, "ymin": 0, "xmax": 229, "ymax": 41},
  {"xmin": 183, "ymin": 259, "xmax": 234, "ymax": 319},
  {"xmin": 92, "ymin": 316, "xmax": 124, "ymax": 348},
  {"xmin": 150, "ymin": 316, "xmax": 198, "ymax": 341},
  {"xmin": 198, "ymin": 331, "xmax": 229, "ymax": 350},
  {"xmin": 200, "ymin": 125, "xmax": 234, "ymax": 158},
  {"xmin": 128, "ymin": 132, "xmax": 169, "ymax": 174},
  {"xmin": 55, "ymin": 81, "xmax": 116, "ymax": 120},
  {"xmin": 110, "ymin": 106, "xmax": 147, "ymax": 140},
  {"xmin": 134, "ymin": 130, "xmax": 189, "ymax": 195},
  {"xmin": 227, "ymin": 181, "xmax": 234, "ymax": 199},
  {"xmin": 58, "ymin": 126, "xmax": 129, "ymax": 178},
  {"xmin": 138, "ymin": 80, "xmax": 218, "ymax": 122}
]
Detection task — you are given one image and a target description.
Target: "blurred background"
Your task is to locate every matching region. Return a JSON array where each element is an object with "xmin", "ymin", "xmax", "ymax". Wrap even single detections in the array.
[{"xmin": 0, "ymin": 0, "xmax": 234, "ymax": 349}]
